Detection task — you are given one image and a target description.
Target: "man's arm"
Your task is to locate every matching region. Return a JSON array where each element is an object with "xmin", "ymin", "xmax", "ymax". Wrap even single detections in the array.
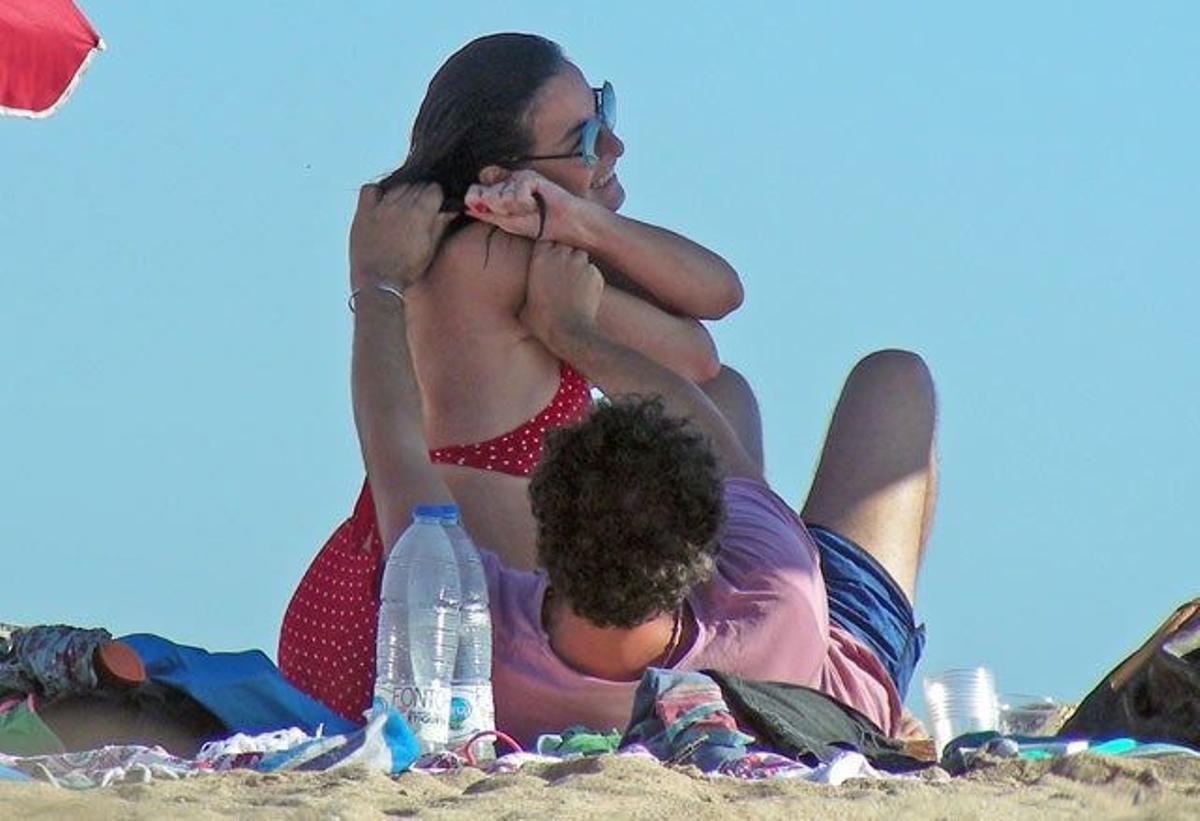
[
  {"xmin": 348, "ymin": 183, "xmax": 456, "ymax": 548},
  {"xmin": 595, "ymin": 284, "xmax": 721, "ymax": 383},
  {"xmin": 520, "ymin": 242, "xmax": 762, "ymax": 482}
]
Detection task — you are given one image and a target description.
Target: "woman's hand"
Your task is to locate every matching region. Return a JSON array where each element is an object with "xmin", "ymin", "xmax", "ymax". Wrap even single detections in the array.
[
  {"xmin": 464, "ymin": 170, "xmax": 582, "ymax": 243},
  {"xmin": 349, "ymin": 182, "xmax": 455, "ymax": 291}
]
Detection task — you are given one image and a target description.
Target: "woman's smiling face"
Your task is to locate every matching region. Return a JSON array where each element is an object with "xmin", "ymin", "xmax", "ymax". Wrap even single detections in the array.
[{"xmin": 522, "ymin": 63, "xmax": 625, "ymax": 211}]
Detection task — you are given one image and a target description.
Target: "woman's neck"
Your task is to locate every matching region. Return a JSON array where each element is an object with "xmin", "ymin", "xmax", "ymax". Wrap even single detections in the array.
[{"xmin": 543, "ymin": 590, "xmax": 680, "ymax": 682}]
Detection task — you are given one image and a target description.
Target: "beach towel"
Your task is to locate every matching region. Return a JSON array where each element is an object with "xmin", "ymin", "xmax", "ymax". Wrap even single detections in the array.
[
  {"xmin": 0, "ymin": 744, "xmax": 202, "ymax": 788},
  {"xmin": 2, "ymin": 630, "xmax": 357, "ymax": 757},
  {"xmin": 254, "ymin": 704, "xmax": 419, "ymax": 775},
  {"xmin": 941, "ymin": 731, "xmax": 1200, "ymax": 774},
  {"xmin": 120, "ymin": 634, "xmax": 357, "ymax": 738},
  {"xmin": 0, "ymin": 763, "xmax": 32, "ymax": 782},
  {"xmin": 0, "ymin": 705, "xmax": 420, "ymax": 788}
]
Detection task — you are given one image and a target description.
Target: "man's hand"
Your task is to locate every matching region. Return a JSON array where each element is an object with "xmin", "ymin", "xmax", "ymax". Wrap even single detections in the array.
[
  {"xmin": 349, "ymin": 182, "xmax": 455, "ymax": 291},
  {"xmin": 463, "ymin": 170, "xmax": 581, "ymax": 244},
  {"xmin": 518, "ymin": 241, "xmax": 761, "ymax": 481},
  {"xmin": 519, "ymin": 241, "xmax": 604, "ymax": 354}
]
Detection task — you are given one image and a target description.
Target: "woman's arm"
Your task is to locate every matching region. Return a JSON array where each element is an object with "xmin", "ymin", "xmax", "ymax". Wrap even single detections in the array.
[
  {"xmin": 464, "ymin": 170, "xmax": 744, "ymax": 320},
  {"xmin": 569, "ymin": 206, "xmax": 743, "ymax": 320},
  {"xmin": 596, "ymin": 285, "xmax": 720, "ymax": 384}
]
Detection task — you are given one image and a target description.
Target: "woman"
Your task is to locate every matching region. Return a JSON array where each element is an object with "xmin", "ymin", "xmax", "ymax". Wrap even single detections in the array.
[
  {"xmin": 280, "ymin": 33, "xmax": 742, "ymax": 720},
  {"xmin": 391, "ymin": 32, "xmax": 742, "ymax": 567}
]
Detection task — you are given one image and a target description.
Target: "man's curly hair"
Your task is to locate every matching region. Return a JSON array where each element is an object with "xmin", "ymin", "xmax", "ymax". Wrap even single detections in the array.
[{"xmin": 528, "ymin": 396, "xmax": 725, "ymax": 629}]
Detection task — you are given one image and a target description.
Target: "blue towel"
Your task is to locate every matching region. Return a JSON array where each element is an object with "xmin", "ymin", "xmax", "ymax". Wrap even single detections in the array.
[
  {"xmin": 0, "ymin": 764, "xmax": 33, "ymax": 782},
  {"xmin": 120, "ymin": 634, "xmax": 356, "ymax": 737}
]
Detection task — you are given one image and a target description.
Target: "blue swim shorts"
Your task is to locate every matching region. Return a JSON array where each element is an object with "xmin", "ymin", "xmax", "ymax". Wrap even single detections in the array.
[{"xmin": 806, "ymin": 524, "xmax": 926, "ymax": 699}]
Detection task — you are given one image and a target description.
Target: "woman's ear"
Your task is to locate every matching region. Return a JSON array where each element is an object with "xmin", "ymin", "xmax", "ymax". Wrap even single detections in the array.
[{"xmin": 478, "ymin": 165, "xmax": 511, "ymax": 185}]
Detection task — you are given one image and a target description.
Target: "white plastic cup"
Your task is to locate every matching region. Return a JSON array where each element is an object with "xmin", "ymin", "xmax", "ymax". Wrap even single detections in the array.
[{"xmin": 922, "ymin": 667, "xmax": 1000, "ymax": 757}]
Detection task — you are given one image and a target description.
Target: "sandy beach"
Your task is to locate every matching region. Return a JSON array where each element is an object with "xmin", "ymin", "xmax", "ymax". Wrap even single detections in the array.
[{"xmin": 5, "ymin": 752, "xmax": 1200, "ymax": 819}]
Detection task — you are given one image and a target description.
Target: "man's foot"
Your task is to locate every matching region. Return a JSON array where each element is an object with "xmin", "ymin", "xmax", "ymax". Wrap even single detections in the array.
[
  {"xmin": 895, "ymin": 708, "xmax": 937, "ymax": 761},
  {"xmin": 896, "ymin": 707, "xmax": 929, "ymax": 741},
  {"xmin": 93, "ymin": 640, "xmax": 145, "ymax": 689}
]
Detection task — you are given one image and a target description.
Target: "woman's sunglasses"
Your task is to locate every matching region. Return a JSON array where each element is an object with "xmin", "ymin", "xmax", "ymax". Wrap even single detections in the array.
[
  {"xmin": 440, "ymin": 82, "xmax": 618, "ymax": 215},
  {"xmin": 518, "ymin": 81, "xmax": 616, "ymax": 169}
]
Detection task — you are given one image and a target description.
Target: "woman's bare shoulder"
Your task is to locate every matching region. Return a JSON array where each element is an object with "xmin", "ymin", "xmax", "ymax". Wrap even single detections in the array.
[{"xmin": 433, "ymin": 222, "xmax": 534, "ymax": 288}]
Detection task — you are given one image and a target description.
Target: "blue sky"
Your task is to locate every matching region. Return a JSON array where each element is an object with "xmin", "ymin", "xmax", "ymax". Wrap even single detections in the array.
[{"xmin": 3, "ymin": 2, "xmax": 1197, "ymax": 714}]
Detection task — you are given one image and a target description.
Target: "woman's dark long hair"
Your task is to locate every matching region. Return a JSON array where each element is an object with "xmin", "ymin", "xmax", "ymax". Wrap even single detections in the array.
[{"xmin": 380, "ymin": 33, "xmax": 565, "ymax": 230}]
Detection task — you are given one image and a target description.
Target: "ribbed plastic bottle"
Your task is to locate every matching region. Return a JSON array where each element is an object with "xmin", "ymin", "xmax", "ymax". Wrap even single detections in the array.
[
  {"xmin": 375, "ymin": 505, "xmax": 462, "ymax": 753},
  {"xmin": 438, "ymin": 505, "xmax": 497, "ymax": 760}
]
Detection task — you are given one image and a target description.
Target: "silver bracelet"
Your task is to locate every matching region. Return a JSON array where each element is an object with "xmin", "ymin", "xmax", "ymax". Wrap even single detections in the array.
[{"xmin": 348, "ymin": 282, "xmax": 406, "ymax": 313}]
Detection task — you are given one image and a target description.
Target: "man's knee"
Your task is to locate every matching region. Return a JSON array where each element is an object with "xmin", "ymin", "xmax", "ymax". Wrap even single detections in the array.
[
  {"xmin": 847, "ymin": 349, "xmax": 935, "ymax": 404},
  {"xmin": 701, "ymin": 364, "xmax": 755, "ymax": 400}
]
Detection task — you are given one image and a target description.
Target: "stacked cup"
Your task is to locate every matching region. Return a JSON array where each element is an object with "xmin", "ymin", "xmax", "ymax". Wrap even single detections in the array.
[{"xmin": 922, "ymin": 667, "xmax": 1000, "ymax": 758}]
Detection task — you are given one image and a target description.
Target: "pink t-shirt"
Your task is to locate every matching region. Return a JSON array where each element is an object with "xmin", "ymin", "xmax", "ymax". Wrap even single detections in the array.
[{"xmin": 482, "ymin": 478, "xmax": 902, "ymax": 747}]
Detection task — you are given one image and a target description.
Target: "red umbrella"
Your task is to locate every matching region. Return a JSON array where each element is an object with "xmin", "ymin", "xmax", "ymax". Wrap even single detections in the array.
[{"xmin": 1, "ymin": 0, "xmax": 104, "ymax": 118}]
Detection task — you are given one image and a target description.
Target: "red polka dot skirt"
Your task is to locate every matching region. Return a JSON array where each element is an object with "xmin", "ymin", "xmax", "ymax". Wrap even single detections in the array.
[{"xmin": 279, "ymin": 482, "xmax": 384, "ymax": 722}]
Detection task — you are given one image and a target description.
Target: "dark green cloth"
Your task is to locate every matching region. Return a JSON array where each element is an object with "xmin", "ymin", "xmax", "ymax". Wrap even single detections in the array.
[
  {"xmin": 704, "ymin": 669, "xmax": 928, "ymax": 772},
  {"xmin": 0, "ymin": 698, "xmax": 66, "ymax": 756},
  {"xmin": 539, "ymin": 726, "xmax": 623, "ymax": 757}
]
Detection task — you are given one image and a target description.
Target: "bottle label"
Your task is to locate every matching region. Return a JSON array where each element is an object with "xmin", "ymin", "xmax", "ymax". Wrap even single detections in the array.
[
  {"xmin": 391, "ymin": 683, "xmax": 451, "ymax": 750},
  {"xmin": 448, "ymin": 683, "xmax": 496, "ymax": 753}
]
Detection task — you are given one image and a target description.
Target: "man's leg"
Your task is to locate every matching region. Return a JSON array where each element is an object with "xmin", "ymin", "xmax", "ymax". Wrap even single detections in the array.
[
  {"xmin": 801, "ymin": 349, "xmax": 937, "ymax": 605},
  {"xmin": 700, "ymin": 365, "xmax": 765, "ymax": 475}
]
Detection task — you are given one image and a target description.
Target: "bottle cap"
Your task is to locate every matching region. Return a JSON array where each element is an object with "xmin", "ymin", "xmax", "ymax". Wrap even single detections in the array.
[
  {"xmin": 408, "ymin": 499, "xmax": 453, "ymax": 518},
  {"xmin": 413, "ymin": 504, "xmax": 459, "ymax": 521}
]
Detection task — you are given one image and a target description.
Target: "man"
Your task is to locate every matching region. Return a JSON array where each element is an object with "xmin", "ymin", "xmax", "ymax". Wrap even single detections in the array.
[{"xmin": 326, "ymin": 181, "xmax": 936, "ymax": 745}]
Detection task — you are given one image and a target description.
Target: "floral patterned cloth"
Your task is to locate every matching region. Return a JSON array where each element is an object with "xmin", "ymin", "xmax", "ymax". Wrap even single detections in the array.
[
  {"xmin": 0, "ymin": 744, "xmax": 200, "ymax": 788},
  {"xmin": 0, "ymin": 623, "xmax": 111, "ymax": 702}
]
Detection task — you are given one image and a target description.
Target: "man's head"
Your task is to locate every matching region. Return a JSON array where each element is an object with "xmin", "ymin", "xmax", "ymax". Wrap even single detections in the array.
[{"xmin": 529, "ymin": 396, "xmax": 725, "ymax": 629}]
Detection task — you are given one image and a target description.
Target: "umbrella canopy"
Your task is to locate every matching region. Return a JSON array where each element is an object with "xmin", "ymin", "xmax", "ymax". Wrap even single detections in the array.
[{"xmin": 1, "ymin": 0, "xmax": 103, "ymax": 118}]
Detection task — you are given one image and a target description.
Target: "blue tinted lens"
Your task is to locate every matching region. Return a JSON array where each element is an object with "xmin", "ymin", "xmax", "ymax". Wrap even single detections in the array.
[
  {"xmin": 580, "ymin": 119, "xmax": 601, "ymax": 167},
  {"xmin": 600, "ymin": 81, "xmax": 616, "ymax": 131}
]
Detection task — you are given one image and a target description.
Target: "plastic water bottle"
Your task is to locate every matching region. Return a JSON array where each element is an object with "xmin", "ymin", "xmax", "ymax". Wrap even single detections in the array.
[
  {"xmin": 438, "ymin": 506, "xmax": 497, "ymax": 760},
  {"xmin": 375, "ymin": 506, "xmax": 462, "ymax": 753}
]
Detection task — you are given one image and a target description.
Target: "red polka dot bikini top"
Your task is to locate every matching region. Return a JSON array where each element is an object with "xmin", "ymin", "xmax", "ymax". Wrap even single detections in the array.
[{"xmin": 428, "ymin": 362, "xmax": 592, "ymax": 477}]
